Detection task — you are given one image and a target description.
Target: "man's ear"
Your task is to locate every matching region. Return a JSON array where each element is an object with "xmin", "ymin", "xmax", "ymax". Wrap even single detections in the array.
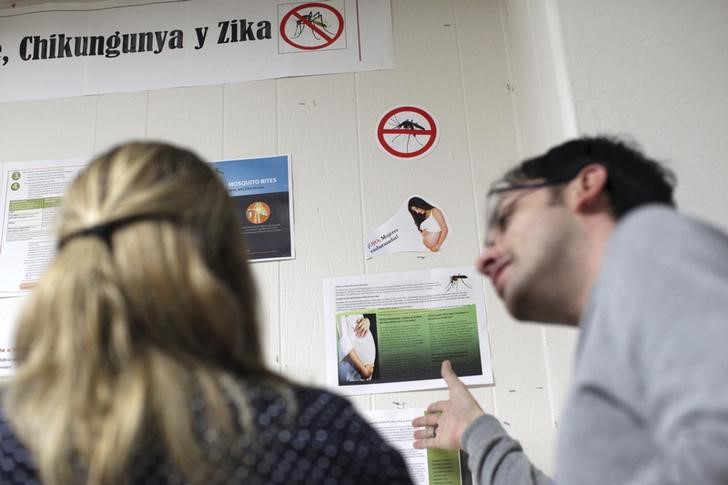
[{"xmin": 567, "ymin": 164, "xmax": 609, "ymax": 213}]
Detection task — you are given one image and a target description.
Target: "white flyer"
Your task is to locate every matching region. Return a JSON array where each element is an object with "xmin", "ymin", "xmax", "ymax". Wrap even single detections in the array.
[
  {"xmin": 323, "ymin": 266, "xmax": 493, "ymax": 396},
  {"xmin": 0, "ymin": 158, "xmax": 87, "ymax": 296},
  {"xmin": 363, "ymin": 407, "xmax": 472, "ymax": 485}
]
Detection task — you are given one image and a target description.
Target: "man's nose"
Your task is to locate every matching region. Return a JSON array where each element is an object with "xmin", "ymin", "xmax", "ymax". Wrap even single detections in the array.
[{"xmin": 476, "ymin": 241, "xmax": 501, "ymax": 279}]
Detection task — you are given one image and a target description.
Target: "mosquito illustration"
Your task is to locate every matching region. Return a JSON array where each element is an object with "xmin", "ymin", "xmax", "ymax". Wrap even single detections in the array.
[
  {"xmin": 293, "ymin": 11, "xmax": 335, "ymax": 39},
  {"xmin": 388, "ymin": 116, "xmax": 427, "ymax": 153},
  {"xmin": 445, "ymin": 274, "xmax": 472, "ymax": 292}
]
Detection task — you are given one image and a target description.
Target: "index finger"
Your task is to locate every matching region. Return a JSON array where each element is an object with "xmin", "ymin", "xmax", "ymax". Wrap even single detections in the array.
[
  {"xmin": 426, "ymin": 400, "xmax": 448, "ymax": 414},
  {"xmin": 411, "ymin": 413, "xmax": 439, "ymax": 428}
]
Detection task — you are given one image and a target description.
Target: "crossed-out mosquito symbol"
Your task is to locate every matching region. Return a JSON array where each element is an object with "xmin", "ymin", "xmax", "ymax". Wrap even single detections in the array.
[
  {"xmin": 293, "ymin": 11, "xmax": 335, "ymax": 39},
  {"xmin": 445, "ymin": 274, "xmax": 472, "ymax": 292},
  {"xmin": 388, "ymin": 116, "xmax": 428, "ymax": 153}
]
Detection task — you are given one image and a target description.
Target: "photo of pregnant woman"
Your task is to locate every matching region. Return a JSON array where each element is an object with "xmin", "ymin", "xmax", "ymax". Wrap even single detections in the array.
[
  {"xmin": 407, "ymin": 196, "xmax": 449, "ymax": 252},
  {"xmin": 337, "ymin": 313, "xmax": 379, "ymax": 384}
]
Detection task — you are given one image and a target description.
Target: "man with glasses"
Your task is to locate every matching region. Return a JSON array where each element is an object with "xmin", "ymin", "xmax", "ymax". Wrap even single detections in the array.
[{"xmin": 412, "ymin": 136, "xmax": 728, "ymax": 484}]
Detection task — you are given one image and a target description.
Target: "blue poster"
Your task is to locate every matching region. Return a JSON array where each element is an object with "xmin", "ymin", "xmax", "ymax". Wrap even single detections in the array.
[{"xmin": 213, "ymin": 154, "xmax": 294, "ymax": 262}]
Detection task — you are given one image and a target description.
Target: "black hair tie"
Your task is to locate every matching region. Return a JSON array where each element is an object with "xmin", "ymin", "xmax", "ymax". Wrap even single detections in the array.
[{"xmin": 57, "ymin": 214, "xmax": 177, "ymax": 250}]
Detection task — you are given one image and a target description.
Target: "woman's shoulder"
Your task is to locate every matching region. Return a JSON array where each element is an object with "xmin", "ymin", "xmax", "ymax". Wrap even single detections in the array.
[
  {"xmin": 291, "ymin": 383, "xmax": 352, "ymax": 408},
  {"xmin": 290, "ymin": 385, "xmax": 372, "ymax": 431},
  {"xmin": 244, "ymin": 381, "xmax": 413, "ymax": 484},
  {"xmin": 0, "ymin": 381, "xmax": 413, "ymax": 484},
  {"xmin": 0, "ymin": 406, "xmax": 38, "ymax": 484},
  {"xmin": 246, "ymin": 380, "xmax": 365, "ymax": 428}
]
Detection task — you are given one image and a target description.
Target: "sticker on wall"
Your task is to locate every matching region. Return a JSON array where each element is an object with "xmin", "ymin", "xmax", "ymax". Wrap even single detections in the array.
[
  {"xmin": 376, "ymin": 106, "xmax": 439, "ymax": 160},
  {"xmin": 364, "ymin": 195, "xmax": 450, "ymax": 258},
  {"xmin": 278, "ymin": 1, "xmax": 345, "ymax": 52}
]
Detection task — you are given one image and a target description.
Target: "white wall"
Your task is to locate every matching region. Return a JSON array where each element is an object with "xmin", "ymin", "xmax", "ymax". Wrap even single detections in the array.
[
  {"xmin": 501, "ymin": 0, "xmax": 728, "ymax": 470},
  {"xmin": 556, "ymin": 0, "xmax": 728, "ymax": 230}
]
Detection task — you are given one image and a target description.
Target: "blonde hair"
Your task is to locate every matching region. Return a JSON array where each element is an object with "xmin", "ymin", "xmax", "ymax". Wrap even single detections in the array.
[{"xmin": 4, "ymin": 142, "xmax": 284, "ymax": 484}]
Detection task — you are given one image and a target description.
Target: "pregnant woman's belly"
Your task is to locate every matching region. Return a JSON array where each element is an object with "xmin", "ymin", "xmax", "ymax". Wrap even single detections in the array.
[
  {"xmin": 352, "ymin": 332, "xmax": 376, "ymax": 364},
  {"xmin": 422, "ymin": 230, "xmax": 440, "ymax": 248}
]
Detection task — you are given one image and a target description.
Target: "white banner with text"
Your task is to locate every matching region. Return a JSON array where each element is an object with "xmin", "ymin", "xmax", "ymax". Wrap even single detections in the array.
[{"xmin": 0, "ymin": 0, "xmax": 394, "ymax": 102}]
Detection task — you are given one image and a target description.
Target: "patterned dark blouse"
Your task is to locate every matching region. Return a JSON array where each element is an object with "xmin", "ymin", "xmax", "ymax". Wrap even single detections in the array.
[{"xmin": 0, "ymin": 384, "xmax": 414, "ymax": 484}]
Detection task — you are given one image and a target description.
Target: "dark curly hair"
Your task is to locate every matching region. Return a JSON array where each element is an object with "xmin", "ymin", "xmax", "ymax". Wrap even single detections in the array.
[{"xmin": 494, "ymin": 136, "xmax": 676, "ymax": 219}]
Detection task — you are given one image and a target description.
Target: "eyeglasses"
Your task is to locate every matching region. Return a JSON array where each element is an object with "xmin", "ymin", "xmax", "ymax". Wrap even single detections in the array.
[{"xmin": 484, "ymin": 177, "xmax": 573, "ymax": 245}]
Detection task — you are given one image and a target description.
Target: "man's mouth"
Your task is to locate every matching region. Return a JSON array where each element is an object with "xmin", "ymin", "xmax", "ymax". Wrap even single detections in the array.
[{"xmin": 489, "ymin": 258, "xmax": 511, "ymax": 295}]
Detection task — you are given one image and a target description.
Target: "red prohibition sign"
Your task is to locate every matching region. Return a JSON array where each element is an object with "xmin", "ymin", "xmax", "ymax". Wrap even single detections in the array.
[
  {"xmin": 377, "ymin": 106, "xmax": 438, "ymax": 159},
  {"xmin": 280, "ymin": 3, "xmax": 344, "ymax": 51}
]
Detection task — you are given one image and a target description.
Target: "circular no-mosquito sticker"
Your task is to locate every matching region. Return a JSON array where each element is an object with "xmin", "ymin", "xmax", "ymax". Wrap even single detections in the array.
[
  {"xmin": 279, "ymin": 2, "xmax": 345, "ymax": 51},
  {"xmin": 376, "ymin": 106, "xmax": 439, "ymax": 160}
]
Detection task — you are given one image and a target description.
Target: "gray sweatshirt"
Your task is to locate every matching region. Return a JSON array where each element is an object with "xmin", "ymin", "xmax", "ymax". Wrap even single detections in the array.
[{"xmin": 462, "ymin": 206, "xmax": 728, "ymax": 484}]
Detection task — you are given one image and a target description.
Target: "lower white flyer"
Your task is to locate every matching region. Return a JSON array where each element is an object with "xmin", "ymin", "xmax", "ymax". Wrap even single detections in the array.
[
  {"xmin": 363, "ymin": 407, "xmax": 472, "ymax": 485},
  {"xmin": 323, "ymin": 266, "xmax": 493, "ymax": 395}
]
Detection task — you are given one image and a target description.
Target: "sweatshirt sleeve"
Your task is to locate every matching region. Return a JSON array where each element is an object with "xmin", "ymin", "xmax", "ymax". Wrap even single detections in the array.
[
  {"xmin": 608, "ymin": 207, "xmax": 728, "ymax": 484},
  {"xmin": 462, "ymin": 415, "xmax": 553, "ymax": 485}
]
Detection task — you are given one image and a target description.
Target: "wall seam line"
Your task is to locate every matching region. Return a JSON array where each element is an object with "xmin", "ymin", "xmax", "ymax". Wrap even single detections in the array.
[{"xmin": 275, "ymin": 78, "xmax": 283, "ymax": 374}]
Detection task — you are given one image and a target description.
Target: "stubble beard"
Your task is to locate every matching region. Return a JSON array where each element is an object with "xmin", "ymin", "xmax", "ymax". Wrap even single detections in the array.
[{"xmin": 504, "ymin": 213, "xmax": 583, "ymax": 324}]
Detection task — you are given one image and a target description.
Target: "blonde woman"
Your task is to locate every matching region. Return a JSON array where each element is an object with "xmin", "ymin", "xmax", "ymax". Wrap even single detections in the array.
[{"xmin": 0, "ymin": 142, "xmax": 412, "ymax": 485}]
